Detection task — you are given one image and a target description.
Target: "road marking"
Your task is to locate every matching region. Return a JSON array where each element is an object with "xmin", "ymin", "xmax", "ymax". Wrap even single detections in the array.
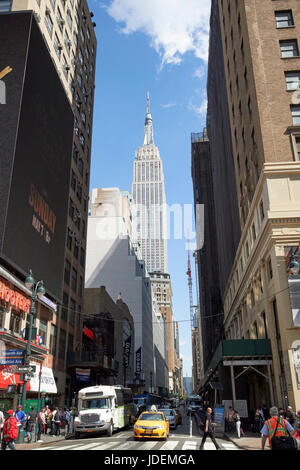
[
  {"xmin": 136, "ymin": 441, "xmax": 158, "ymax": 450},
  {"xmin": 203, "ymin": 442, "xmax": 219, "ymax": 450},
  {"xmin": 159, "ymin": 440, "xmax": 179, "ymax": 450},
  {"xmin": 90, "ymin": 441, "xmax": 120, "ymax": 450},
  {"xmin": 182, "ymin": 441, "xmax": 198, "ymax": 450},
  {"xmin": 75, "ymin": 442, "xmax": 106, "ymax": 450},
  {"xmin": 117, "ymin": 441, "xmax": 135, "ymax": 450},
  {"xmin": 33, "ymin": 446, "xmax": 57, "ymax": 451},
  {"xmin": 56, "ymin": 443, "xmax": 84, "ymax": 450}
]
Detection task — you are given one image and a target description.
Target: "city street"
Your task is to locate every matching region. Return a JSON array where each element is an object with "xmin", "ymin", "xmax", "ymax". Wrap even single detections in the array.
[{"xmin": 28, "ymin": 413, "xmax": 239, "ymax": 451}]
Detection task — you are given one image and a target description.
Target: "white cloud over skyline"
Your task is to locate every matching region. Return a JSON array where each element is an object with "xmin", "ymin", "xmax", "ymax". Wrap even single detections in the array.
[{"xmin": 105, "ymin": 0, "xmax": 211, "ymax": 66}]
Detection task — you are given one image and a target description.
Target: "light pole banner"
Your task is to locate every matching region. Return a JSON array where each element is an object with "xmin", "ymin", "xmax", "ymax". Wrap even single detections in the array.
[
  {"xmin": 287, "ymin": 275, "xmax": 300, "ymax": 327},
  {"xmin": 123, "ymin": 336, "xmax": 131, "ymax": 369}
]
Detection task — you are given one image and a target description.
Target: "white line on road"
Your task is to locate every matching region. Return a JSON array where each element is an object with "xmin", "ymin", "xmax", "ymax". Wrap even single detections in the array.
[
  {"xmin": 182, "ymin": 441, "xmax": 198, "ymax": 450},
  {"xmin": 136, "ymin": 441, "xmax": 158, "ymax": 450},
  {"xmin": 158, "ymin": 440, "xmax": 179, "ymax": 451},
  {"xmin": 117, "ymin": 441, "xmax": 136, "ymax": 450},
  {"xmin": 90, "ymin": 441, "xmax": 120, "ymax": 450}
]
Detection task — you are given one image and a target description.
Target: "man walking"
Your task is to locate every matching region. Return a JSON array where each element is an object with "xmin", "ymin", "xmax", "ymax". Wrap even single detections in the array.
[
  {"xmin": 261, "ymin": 406, "xmax": 294, "ymax": 450},
  {"xmin": 1, "ymin": 410, "xmax": 18, "ymax": 450},
  {"xmin": 199, "ymin": 407, "xmax": 221, "ymax": 450},
  {"xmin": 37, "ymin": 407, "xmax": 46, "ymax": 443},
  {"xmin": 0, "ymin": 409, "xmax": 4, "ymax": 441},
  {"xmin": 26, "ymin": 407, "xmax": 38, "ymax": 443}
]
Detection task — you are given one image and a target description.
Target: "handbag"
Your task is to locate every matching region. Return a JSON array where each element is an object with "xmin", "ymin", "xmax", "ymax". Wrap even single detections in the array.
[{"xmin": 271, "ymin": 418, "xmax": 297, "ymax": 451}]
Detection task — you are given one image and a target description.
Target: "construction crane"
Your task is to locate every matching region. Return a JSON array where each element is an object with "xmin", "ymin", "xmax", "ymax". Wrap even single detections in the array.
[{"xmin": 186, "ymin": 235, "xmax": 198, "ymax": 393}]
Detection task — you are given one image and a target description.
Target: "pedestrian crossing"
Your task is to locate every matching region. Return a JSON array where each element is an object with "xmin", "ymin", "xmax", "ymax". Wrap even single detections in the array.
[{"xmin": 33, "ymin": 438, "xmax": 240, "ymax": 451}]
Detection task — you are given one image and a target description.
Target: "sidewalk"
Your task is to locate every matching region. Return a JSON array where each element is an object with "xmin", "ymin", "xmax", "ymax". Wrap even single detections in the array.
[
  {"xmin": 13, "ymin": 433, "xmax": 66, "ymax": 451},
  {"xmin": 225, "ymin": 432, "xmax": 262, "ymax": 451}
]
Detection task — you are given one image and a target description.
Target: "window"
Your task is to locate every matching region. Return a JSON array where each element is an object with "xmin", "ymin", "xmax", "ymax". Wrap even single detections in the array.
[
  {"xmin": 280, "ymin": 40, "xmax": 299, "ymax": 58},
  {"xmin": 49, "ymin": 324, "xmax": 57, "ymax": 355},
  {"xmin": 69, "ymin": 299, "xmax": 76, "ymax": 327},
  {"xmin": 44, "ymin": 12, "xmax": 53, "ymax": 37},
  {"xmin": 58, "ymin": 328, "xmax": 66, "ymax": 359},
  {"xmin": 291, "ymin": 105, "xmax": 300, "ymax": 125},
  {"xmin": 66, "ymin": 9, "xmax": 72, "ymax": 30},
  {"xmin": 54, "ymin": 33, "xmax": 61, "ymax": 57},
  {"xmin": 56, "ymin": 8, "xmax": 64, "ymax": 32},
  {"xmin": 260, "ymin": 200, "xmax": 265, "ymax": 221},
  {"xmin": 71, "ymin": 267, "xmax": 77, "ymax": 293},
  {"xmin": 64, "ymin": 259, "xmax": 71, "ymax": 285},
  {"xmin": 9, "ymin": 312, "xmax": 21, "ymax": 335},
  {"xmin": 267, "ymin": 258, "xmax": 273, "ymax": 281},
  {"xmin": 275, "ymin": 10, "xmax": 294, "ymax": 29},
  {"xmin": 285, "ymin": 71, "xmax": 300, "ymax": 90},
  {"xmin": 296, "ymin": 137, "xmax": 300, "ymax": 160},
  {"xmin": 38, "ymin": 319, "xmax": 47, "ymax": 346},
  {"xmin": 80, "ymin": 247, "xmax": 85, "ymax": 267}
]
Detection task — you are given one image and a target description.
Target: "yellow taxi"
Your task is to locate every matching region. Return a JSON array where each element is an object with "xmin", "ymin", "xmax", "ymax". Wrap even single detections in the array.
[{"xmin": 134, "ymin": 411, "xmax": 169, "ymax": 440}]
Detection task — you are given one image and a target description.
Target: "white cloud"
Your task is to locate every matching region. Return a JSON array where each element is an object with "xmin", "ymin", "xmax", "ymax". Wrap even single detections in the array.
[
  {"xmin": 105, "ymin": 0, "xmax": 211, "ymax": 66},
  {"xmin": 188, "ymin": 98, "xmax": 207, "ymax": 117},
  {"xmin": 193, "ymin": 66, "xmax": 206, "ymax": 80},
  {"xmin": 160, "ymin": 102, "xmax": 177, "ymax": 109}
]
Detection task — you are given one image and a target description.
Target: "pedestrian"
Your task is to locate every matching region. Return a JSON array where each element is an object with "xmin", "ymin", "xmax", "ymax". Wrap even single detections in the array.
[
  {"xmin": 26, "ymin": 407, "xmax": 38, "ymax": 443},
  {"xmin": 254, "ymin": 409, "xmax": 263, "ymax": 434},
  {"xmin": 226, "ymin": 406, "xmax": 235, "ymax": 433},
  {"xmin": 0, "ymin": 409, "xmax": 4, "ymax": 441},
  {"xmin": 286, "ymin": 406, "xmax": 296, "ymax": 427},
  {"xmin": 45, "ymin": 405, "xmax": 51, "ymax": 434},
  {"xmin": 52, "ymin": 408, "xmax": 61, "ymax": 436},
  {"xmin": 233, "ymin": 410, "xmax": 246, "ymax": 438},
  {"xmin": 66, "ymin": 407, "xmax": 74, "ymax": 434},
  {"xmin": 278, "ymin": 407, "xmax": 286, "ymax": 419},
  {"xmin": 37, "ymin": 407, "xmax": 46, "ymax": 443},
  {"xmin": 199, "ymin": 407, "xmax": 221, "ymax": 450},
  {"xmin": 261, "ymin": 406, "xmax": 295, "ymax": 451},
  {"xmin": 262, "ymin": 404, "xmax": 270, "ymax": 421},
  {"xmin": 1, "ymin": 409, "xmax": 18, "ymax": 450},
  {"xmin": 15, "ymin": 404, "xmax": 27, "ymax": 439}
]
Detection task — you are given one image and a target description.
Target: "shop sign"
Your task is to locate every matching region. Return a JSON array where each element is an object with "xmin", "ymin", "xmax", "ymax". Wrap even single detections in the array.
[{"xmin": 0, "ymin": 280, "xmax": 30, "ymax": 314}]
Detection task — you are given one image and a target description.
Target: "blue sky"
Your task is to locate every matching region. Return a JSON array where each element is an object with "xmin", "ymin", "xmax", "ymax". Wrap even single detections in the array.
[{"xmin": 88, "ymin": 0, "xmax": 211, "ymax": 377}]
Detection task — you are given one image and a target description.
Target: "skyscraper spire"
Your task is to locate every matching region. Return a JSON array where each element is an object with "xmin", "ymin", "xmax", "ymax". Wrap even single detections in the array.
[{"xmin": 144, "ymin": 90, "xmax": 154, "ymax": 146}]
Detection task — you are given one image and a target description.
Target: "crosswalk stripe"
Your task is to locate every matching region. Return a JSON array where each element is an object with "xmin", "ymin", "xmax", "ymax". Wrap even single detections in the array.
[
  {"xmin": 56, "ymin": 443, "xmax": 84, "ymax": 450},
  {"xmin": 182, "ymin": 441, "xmax": 198, "ymax": 450},
  {"xmin": 136, "ymin": 441, "xmax": 158, "ymax": 450},
  {"xmin": 117, "ymin": 441, "xmax": 135, "ymax": 450},
  {"xmin": 33, "ymin": 446, "xmax": 56, "ymax": 451},
  {"xmin": 158, "ymin": 440, "xmax": 179, "ymax": 451},
  {"xmin": 90, "ymin": 441, "xmax": 121, "ymax": 451},
  {"xmin": 75, "ymin": 442, "xmax": 105, "ymax": 450},
  {"xmin": 203, "ymin": 442, "xmax": 218, "ymax": 450}
]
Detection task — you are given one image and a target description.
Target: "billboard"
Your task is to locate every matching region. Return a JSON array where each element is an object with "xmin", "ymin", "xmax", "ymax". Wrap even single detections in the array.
[{"xmin": 0, "ymin": 12, "xmax": 74, "ymax": 301}]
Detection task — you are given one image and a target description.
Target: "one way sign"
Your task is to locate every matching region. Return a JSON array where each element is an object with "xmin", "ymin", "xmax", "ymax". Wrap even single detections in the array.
[{"xmin": 15, "ymin": 365, "xmax": 36, "ymax": 374}]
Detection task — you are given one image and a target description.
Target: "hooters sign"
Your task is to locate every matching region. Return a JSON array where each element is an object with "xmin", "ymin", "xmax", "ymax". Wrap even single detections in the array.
[{"xmin": 0, "ymin": 280, "xmax": 31, "ymax": 314}]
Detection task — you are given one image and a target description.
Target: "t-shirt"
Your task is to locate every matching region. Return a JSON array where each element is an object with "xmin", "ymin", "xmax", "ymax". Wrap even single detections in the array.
[
  {"xmin": 0, "ymin": 411, "xmax": 4, "ymax": 428},
  {"xmin": 28, "ymin": 411, "xmax": 38, "ymax": 424},
  {"xmin": 205, "ymin": 413, "xmax": 213, "ymax": 432}
]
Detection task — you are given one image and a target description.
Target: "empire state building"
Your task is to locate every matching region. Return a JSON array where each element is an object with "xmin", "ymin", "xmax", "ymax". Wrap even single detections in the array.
[{"xmin": 132, "ymin": 92, "xmax": 168, "ymax": 273}]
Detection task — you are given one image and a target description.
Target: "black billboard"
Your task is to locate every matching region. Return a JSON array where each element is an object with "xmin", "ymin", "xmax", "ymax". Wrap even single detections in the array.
[{"xmin": 0, "ymin": 12, "xmax": 74, "ymax": 301}]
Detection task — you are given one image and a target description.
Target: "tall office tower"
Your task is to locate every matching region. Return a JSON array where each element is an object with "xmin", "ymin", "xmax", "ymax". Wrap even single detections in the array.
[
  {"xmin": 197, "ymin": 0, "xmax": 300, "ymax": 413},
  {"xmin": 3, "ymin": 0, "xmax": 97, "ymax": 403},
  {"xmin": 132, "ymin": 92, "xmax": 168, "ymax": 274}
]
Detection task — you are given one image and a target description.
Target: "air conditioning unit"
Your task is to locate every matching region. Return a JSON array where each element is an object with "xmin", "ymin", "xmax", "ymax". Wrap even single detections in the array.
[
  {"xmin": 34, "ymin": 13, "xmax": 41, "ymax": 23},
  {"xmin": 45, "ymin": 7, "xmax": 50, "ymax": 14}
]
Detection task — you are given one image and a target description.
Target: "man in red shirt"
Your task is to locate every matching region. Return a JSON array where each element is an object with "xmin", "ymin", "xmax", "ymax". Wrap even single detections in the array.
[{"xmin": 1, "ymin": 410, "xmax": 18, "ymax": 450}]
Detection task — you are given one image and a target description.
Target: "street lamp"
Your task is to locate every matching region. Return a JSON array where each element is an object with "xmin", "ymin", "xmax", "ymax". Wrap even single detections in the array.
[{"xmin": 17, "ymin": 270, "xmax": 45, "ymax": 443}]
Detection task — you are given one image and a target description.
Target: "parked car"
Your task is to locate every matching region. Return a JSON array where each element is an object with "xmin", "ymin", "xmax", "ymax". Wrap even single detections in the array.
[{"xmin": 160, "ymin": 409, "xmax": 177, "ymax": 430}]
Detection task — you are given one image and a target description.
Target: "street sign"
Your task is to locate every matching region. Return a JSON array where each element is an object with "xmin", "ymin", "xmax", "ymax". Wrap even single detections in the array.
[{"xmin": 15, "ymin": 365, "xmax": 36, "ymax": 374}]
